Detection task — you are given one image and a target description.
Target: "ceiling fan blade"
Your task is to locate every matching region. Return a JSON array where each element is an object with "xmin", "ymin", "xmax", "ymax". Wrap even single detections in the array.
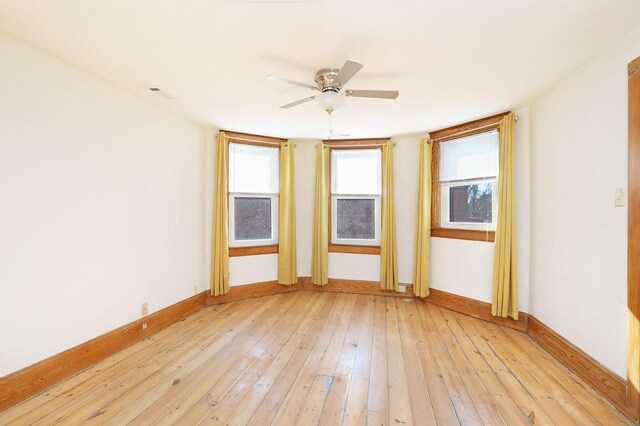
[
  {"xmin": 345, "ymin": 89, "xmax": 399, "ymax": 99},
  {"xmin": 336, "ymin": 60, "xmax": 363, "ymax": 86},
  {"xmin": 267, "ymin": 75, "xmax": 318, "ymax": 91},
  {"xmin": 280, "ymin": 96, "xmax": 315, "ymax": 109}
]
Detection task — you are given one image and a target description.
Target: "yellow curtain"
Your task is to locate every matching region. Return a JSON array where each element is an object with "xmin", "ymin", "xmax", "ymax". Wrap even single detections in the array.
[
  {"xmin": 380, "ymin": 140, "xmax": 398, "ymax": 291},
  {"xmin": 492, "ymin": 113, "xmax": 519, "ymax": 319},
  {"xmin": 211, "ymin": 131, "xmax": 230, "ymax": 296},
  {"xmin": 311, "ymin": 144, "xmax": 329, "ymax": 286},
  {"xmin": 414, "ymin": 138, "xmax": 432, "ymax": 298},
  {"xmin": 278, "ymin": 141, "xmax": 297, "ymax": 285}
]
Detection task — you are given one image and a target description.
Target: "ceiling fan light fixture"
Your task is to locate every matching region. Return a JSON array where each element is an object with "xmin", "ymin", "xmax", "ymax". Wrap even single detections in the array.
[{"xmin": 315, "ymin": 90, "xmax": 346, "ymax": 113}]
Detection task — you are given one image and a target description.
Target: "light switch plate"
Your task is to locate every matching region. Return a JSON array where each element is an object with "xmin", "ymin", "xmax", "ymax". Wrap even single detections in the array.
[{"xmin": 615, "ymin": 188, "xmax": 625, "ymax": 207}]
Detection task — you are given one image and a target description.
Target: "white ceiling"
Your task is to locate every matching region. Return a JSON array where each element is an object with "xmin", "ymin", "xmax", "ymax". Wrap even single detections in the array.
[{"xmin": 1, "ymin": 0, "xmax": 640, "ymax": 139}]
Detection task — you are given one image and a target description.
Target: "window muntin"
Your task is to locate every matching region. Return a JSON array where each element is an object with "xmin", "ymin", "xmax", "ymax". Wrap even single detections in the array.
[
  {"xmin": 330, "ymin": 149, "xmax": 382, "ymax": 246},
  {"xmin": 228, "ymin": 143, "xmax": 279, "ymax": 247},
  {"xmin": 439, "ymin": 131, "xmax": 498, "ymax": 231}
]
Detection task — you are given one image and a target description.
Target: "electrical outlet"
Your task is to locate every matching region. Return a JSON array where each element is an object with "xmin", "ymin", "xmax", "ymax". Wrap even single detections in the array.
[
  {"xmin": 193, "ymin": 285, "xmax": 199, "ymax": 295},
  {"xmin": 141, "ymin": 302, "xmax": 148, "ymax": 316},
  {"xmin": 142, "ymin": 322, "xmax": 148, "ymax": 330},
  {"xmin": 398, "ymin": 284, "xmax": 407, "ymax": 293}
]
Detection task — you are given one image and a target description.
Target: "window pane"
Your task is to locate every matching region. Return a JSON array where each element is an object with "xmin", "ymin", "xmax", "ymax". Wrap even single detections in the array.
[
  {"xmin": 336, "ymin": 198, "xmax": 376, "ymax": 239},
  {"xmin": 229, "ymin": 143, "xmax": 279, "ymax": 193},
  {"xmin": 332, "ymin": 149, "xmax": 381, "ymax": 195},
  {"xmin": 449, "ymin": 183, "xmax": 493, "ymax": 223},
  {"xmin": 234, "ymin": 197, "xmax": 272, "ymax": 240},
  {"xmin": 440, "ymin": 131, "xmax": 498, "ymax": 182}
]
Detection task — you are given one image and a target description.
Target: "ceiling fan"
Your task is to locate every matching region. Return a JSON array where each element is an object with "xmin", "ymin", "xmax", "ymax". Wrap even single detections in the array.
[{"xmin": 267, "ymin": 60, "xmax": 399, "ymax": 114}]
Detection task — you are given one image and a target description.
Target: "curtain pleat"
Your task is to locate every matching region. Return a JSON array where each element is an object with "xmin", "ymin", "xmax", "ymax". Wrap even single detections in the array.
[
  {"xmin": 380, "ymin": 140, "xmax": 398, "ymax": 291},
  {"xmin": 311, "ymin": 144, "xmax": 330, "ymax": 286},
  {"xmin": 414, "ymin": 138, "xmax": 432, "ymax": 298},
  {"xmin": 492, "ymin": 113, "xmax": 519, "ymax": 319},
  {"xmin": 278, "ymin": 141, "xmax": 297, "ymax": 285},
  {"xmin": 211, "ymin": 131, "xmax": 230, "ymax": 296}
]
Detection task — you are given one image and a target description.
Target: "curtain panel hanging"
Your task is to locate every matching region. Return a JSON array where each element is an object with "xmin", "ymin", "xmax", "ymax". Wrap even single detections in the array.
[
  {"xmin": 380, "ymin": 140, "xmax": 399, "ymax": 291},
  {"xmin": 491, "ymin": 113, "xmax": 519, "ymax": 319},
  {"xmin": 414, "ymin": 138, "xmax": 432, "ymax": 297},
  {"xmin": 311, "ymin": 144, "xmax": 330, "ymax": 286},
  {"xmin": 278, "ymin": 141, "xmax": 297, "ymax": 285},
  {"xmin": 211, "ymin": 131, "xmax": 230, "ymax": 296}
]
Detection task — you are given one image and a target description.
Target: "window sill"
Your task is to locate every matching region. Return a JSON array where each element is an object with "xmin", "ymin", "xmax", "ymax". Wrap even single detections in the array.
[
  {"xmin": 229, "ymin": 245, "xmax": 279, "ymax": 257},
  {"xmin": 431, "ymin": 228, "xmax": 495, "ymax": 242},
  {"xmin": 329, "ymin": 244, "xmax": 381, "ymax": 255}
]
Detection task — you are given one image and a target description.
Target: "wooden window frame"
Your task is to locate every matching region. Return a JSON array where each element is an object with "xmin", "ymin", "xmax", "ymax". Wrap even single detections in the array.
[
  {"xmin": 225, "ymin": 131, "xmax": 286, "ymax": 257},
  {"xmin": 429, "ymin": 112, "xmax": 510, "ymax": 243},
  {"xmin": 325, "ymin": 138, "xmax": 388, "ymax": 255}
]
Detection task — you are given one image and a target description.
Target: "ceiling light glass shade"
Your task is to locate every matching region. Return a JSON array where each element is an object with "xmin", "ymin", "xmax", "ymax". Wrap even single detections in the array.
[{"xmin": 315, "ymin": 91, "xmax": 346, "ymax": 112}]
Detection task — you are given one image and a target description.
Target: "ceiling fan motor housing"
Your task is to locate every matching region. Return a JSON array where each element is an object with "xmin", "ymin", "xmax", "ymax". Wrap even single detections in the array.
[{"xmin": 315, "ymin": 67, "xmax": 342, "ymax": 92}]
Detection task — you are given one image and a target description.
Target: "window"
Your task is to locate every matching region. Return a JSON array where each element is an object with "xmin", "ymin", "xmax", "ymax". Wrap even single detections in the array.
[
  {"xmin": 430, "ymin": 112, "xmax": 507, "ymax": 242},
  {"xmin": 330, "ymin": 148, "xmax": 382, "ymax": 246},
  {"xmin": 228, "ymin": 142, "xmax": 279, "ymax": 247},
  {"xmin": 439, "ymin": 131, "xmax": 498, "ymax": 230}
]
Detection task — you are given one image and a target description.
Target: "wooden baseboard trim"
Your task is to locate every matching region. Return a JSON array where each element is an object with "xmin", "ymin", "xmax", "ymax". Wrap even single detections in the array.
[
  {"xmin": 298, "ymin": 277, "xmax": 413, "ymax": 298},
  {"xmin": 419, "ymin": 288, "xmax": 528, "ymax": 332},
  {"xmin": 206, "ymin": 280, "xmax": 302, "ymax": 305},
  {"xmin": 0, "ymin": 291, "xmax": 207, "ymax": 412},
  {"xmin": 526, "ymin": 316, "xmax": 635, "ymax": 420}
]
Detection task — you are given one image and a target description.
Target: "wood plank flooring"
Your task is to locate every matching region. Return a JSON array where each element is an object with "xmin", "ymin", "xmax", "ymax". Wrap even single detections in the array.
[{"xmin": 0, "ymin": 291, "xmax": 631, "ymax": 425}]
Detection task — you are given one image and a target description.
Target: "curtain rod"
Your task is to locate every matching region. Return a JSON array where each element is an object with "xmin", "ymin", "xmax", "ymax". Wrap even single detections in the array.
[
  {"xmin": 314, "ymin": 142, "xmax": 397, "ymax": 148},
  {"xmin": 215, "ymin": 133, "xmax": 298, "ymax": 148}
]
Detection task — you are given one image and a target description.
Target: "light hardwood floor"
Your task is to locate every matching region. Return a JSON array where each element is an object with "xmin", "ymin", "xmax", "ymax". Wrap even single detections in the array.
[{"xmin": 0, "ymin": 291, "xmax": 631, "ymax": 425}]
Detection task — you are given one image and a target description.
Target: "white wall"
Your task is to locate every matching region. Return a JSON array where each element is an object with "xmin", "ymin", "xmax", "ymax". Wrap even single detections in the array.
[
  {"xmin": 530, "ymin": 26, "xmax": 640, "ymax": 378},
  {"xmin": 0, "ymin": 31, "xmax": 206, "ymax": 376}
]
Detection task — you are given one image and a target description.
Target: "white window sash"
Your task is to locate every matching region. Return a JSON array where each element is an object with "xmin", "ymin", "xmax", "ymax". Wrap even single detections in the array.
[
  {"xmin": 331, "ymin": 194, "xmax": 381, "ymax": 246},
  {"xmin": 228, "ymin": 193, "xmax": 279, "ymax": 247},
  {"xmin": 440, "ymin": 178, "xmax": 497, "ymax": 231}
]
